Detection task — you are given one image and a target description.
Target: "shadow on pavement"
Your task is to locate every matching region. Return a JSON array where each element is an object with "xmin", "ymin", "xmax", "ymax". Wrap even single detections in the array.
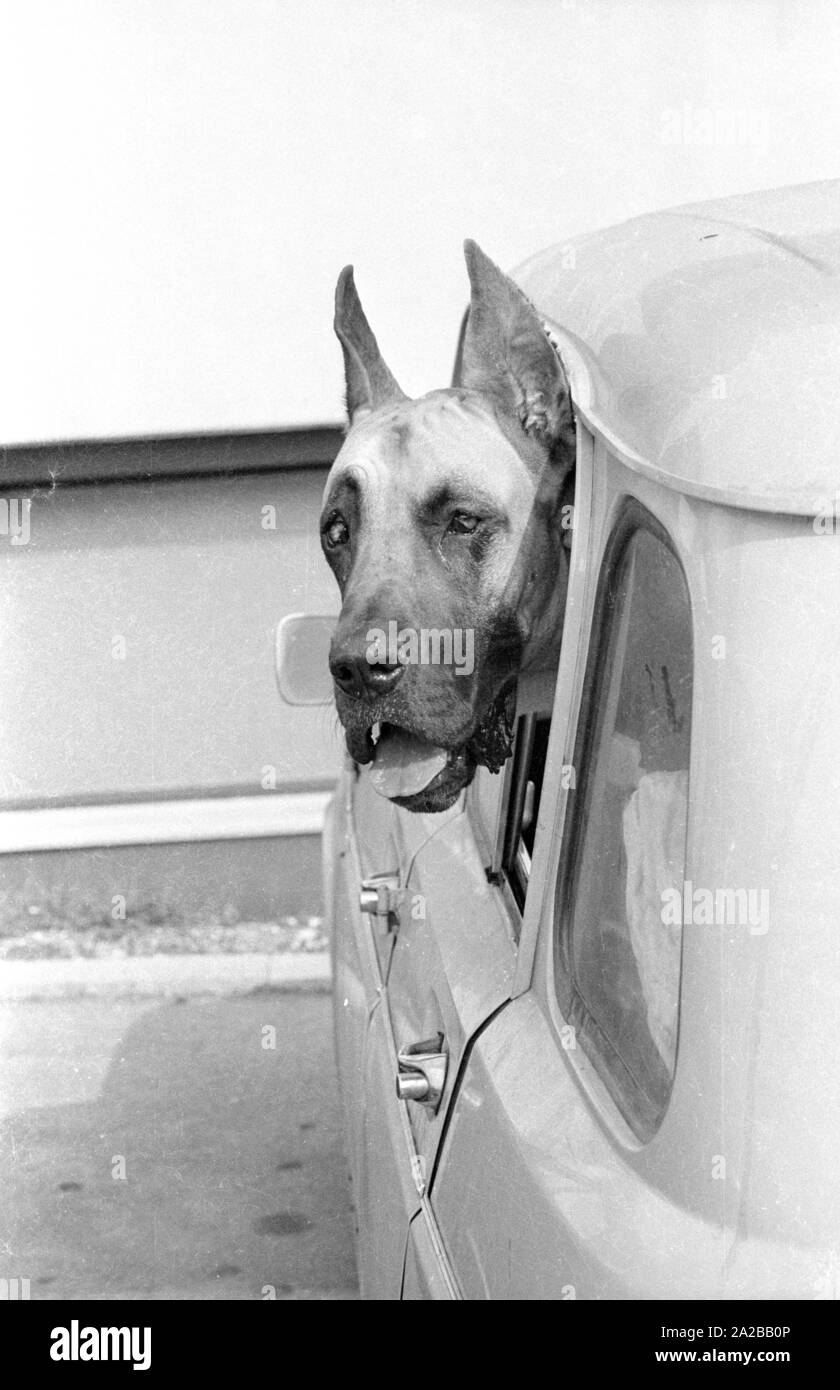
[{"xmin": 0, "ymin": 991, "xmax": 359, "ymax": 1299}]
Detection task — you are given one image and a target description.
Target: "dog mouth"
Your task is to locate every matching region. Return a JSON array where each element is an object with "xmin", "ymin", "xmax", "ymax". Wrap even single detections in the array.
[
  {"xmin": 343, "ymin": 684, "xmax": 517, "ymax": 812},
  {"xmin": 357, "ymin": 722, "xmax": 459, "ymax": 805}
]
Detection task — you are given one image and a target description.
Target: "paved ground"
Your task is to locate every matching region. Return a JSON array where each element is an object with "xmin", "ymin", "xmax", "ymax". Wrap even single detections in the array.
[
  {"xmin": 0, "ymin": 990, "xmax": 359, "ymax": 1300},
  {"xmin": 0, "ymin": 951, "xmax": 331, "ymax": 1001}
]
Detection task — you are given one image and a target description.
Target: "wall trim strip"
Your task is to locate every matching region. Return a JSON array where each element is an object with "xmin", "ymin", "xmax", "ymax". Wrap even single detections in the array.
[
  {"xmin": 0, "ymin": 426, "xmax": 344, "ymax": 488},
  {"xmin": 0, "ymin": 790, "xmax": 333, "ymax": 854}
]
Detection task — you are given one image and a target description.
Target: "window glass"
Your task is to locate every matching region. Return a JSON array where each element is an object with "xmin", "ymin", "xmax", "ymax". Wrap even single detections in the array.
[
  {"xmin": 557, "ymin": 510, "xmax": 692, "ymax": 1138},
  {"xmin": 468, "ymin": 763, "xmax": 506, "ymax": 859}
]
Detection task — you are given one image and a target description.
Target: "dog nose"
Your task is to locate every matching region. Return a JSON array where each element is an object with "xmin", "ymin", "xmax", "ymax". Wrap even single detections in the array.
[{"xmin": 329, "ymin": 652, "xmax": 405, "ymax": 698}]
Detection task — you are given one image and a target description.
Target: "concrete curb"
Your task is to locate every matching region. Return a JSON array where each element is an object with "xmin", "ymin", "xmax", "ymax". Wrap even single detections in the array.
[{"xmin": 0, "ymin": 951, "xmax": 332, "ymax": 1001}]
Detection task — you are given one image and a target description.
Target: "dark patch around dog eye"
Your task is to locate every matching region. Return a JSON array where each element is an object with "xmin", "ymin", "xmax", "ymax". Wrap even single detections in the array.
[
  {"xmin": 322, "ymin": 470, "xmax": 361, "ymax": 516},
  {"xmin": 416, "ymin": 482, "xmax": 500, "ymax": 525},
  {"xmin": 320, "ymin": 472, "xmax": 363, "ymax": 548},
  {"xmin": 322, "ymin": 513, "xmax": 349, "ymax": 549},
  {"xmin": 418, "ymin": 483, "xmax": 459, "ymax": 519},
  {"xmin": 447, "ymin": 512, "xmax": 480, "ymax": 534},
  {"xmin": 468, "ymin": 527, "xmax": 494, "ymax": 564}
]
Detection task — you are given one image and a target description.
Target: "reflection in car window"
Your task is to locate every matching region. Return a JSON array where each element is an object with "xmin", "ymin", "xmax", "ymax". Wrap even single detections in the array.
[{"xmin": 556, "ymin": 507, "xmax": 692, "ymax": 1140}]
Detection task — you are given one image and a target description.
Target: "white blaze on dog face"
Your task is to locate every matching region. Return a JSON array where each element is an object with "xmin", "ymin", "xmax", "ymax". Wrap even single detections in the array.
[{"xmin": 323, "ymin": 389, "xmax": 538, "ymax": 599}]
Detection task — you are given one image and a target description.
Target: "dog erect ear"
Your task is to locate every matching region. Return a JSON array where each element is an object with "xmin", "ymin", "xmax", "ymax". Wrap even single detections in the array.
[
  {"xmin": 334, "ymin": 266, "xmax": 406, "ymax": 423},
  {"xmin": 460, "ymin": 240, "xmax": 572, "ymax": 453}
]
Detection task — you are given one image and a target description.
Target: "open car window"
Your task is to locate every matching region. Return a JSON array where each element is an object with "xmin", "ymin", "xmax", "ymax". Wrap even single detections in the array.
[
  {"xmin": 468, "ymin": 704, "xmax": 553, "ymax": 935},
  {"xmin": 502, "ymin": 714, "xmax": 553, "ymax": 914},
  {"xmin": 555, "ymin": 502, "xmax": 693, "ymax": 1141}
]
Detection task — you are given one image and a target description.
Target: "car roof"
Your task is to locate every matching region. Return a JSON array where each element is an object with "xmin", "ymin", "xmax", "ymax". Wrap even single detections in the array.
[{"xmin": 513, "ymin": 180, "xmax": 840, "ymax": 514}]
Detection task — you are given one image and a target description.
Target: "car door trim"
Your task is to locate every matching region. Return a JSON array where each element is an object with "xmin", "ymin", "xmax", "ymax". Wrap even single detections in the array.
[{"xmin": 513, "ymin": 422, "xmax": 596, "ymax": 998}]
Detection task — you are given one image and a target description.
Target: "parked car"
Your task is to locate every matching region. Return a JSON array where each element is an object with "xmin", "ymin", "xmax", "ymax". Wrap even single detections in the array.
[{"xmin": 292, "ymin": 179, "xmax": 840, "ymax": 1298}]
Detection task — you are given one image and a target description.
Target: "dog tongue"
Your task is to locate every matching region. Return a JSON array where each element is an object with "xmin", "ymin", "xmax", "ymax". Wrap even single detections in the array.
[{"xmin": 369, "ymin": 726, "xmax": 448, "ymax": 800}]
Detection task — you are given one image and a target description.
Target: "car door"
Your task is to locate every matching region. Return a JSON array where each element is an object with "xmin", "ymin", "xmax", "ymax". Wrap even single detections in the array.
[
  {"xmin": 331, "ymin": 752, "xmax": 427, "ymax": 1300},
  {"xmin": 368, "ymin": 666, "xmax": 558, "ymax": 1300},
  {"xmin": 334, "ymin": 674, "xmax": 558, "ymax": 1298}
]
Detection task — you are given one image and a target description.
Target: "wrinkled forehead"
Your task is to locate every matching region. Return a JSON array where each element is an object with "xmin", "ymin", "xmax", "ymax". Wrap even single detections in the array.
[{"xmin": 322, "ymin": 391, "xmax": 532, "ymax": 516}]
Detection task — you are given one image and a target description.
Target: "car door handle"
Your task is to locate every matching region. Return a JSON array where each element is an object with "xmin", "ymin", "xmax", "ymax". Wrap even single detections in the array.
[
  {"xmin": 396, "ymin": 1035, "xmax": 448, "ymax": 1111},
  {"xmin": 359, "ymin": 873, "xmax": 403, "ymax": 932}
]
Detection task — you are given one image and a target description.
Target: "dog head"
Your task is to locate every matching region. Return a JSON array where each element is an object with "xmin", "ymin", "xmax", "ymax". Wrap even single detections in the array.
[{"xmin": 321, "ymin": 241, "xmax": 575, "ymax": 813}]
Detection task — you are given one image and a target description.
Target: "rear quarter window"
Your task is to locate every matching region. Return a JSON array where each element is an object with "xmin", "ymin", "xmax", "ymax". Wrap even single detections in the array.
[{"xmin": 555, "ymin": 501, "xmax": 693, "ymax": 1141}]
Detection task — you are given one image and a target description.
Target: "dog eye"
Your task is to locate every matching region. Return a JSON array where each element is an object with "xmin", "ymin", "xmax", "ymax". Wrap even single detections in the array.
[
  {"xmin": 446, "ymin": 512, "xmax": 480, "ymax": 536},
  {"xmin": 323, "ymin": 515, "xmax": 350, "ymax": 549}
]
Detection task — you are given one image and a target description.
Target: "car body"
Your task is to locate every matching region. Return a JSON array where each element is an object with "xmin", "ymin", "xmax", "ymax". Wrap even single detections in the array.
[{"xmin": 324, "ymin": 179, "xmax": 840, "ymax": 1299}]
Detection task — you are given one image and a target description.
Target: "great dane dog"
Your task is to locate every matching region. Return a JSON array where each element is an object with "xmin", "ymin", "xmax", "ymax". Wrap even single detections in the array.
[{"xmin": 320, "ymin": 241, "xmax": 575, "ymax": 814}]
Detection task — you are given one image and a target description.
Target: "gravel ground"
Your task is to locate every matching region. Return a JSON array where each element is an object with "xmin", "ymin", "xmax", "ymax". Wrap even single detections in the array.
[{"xmin": 0, "ymin": 889, "xmax": 327, "ymax": 961}]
